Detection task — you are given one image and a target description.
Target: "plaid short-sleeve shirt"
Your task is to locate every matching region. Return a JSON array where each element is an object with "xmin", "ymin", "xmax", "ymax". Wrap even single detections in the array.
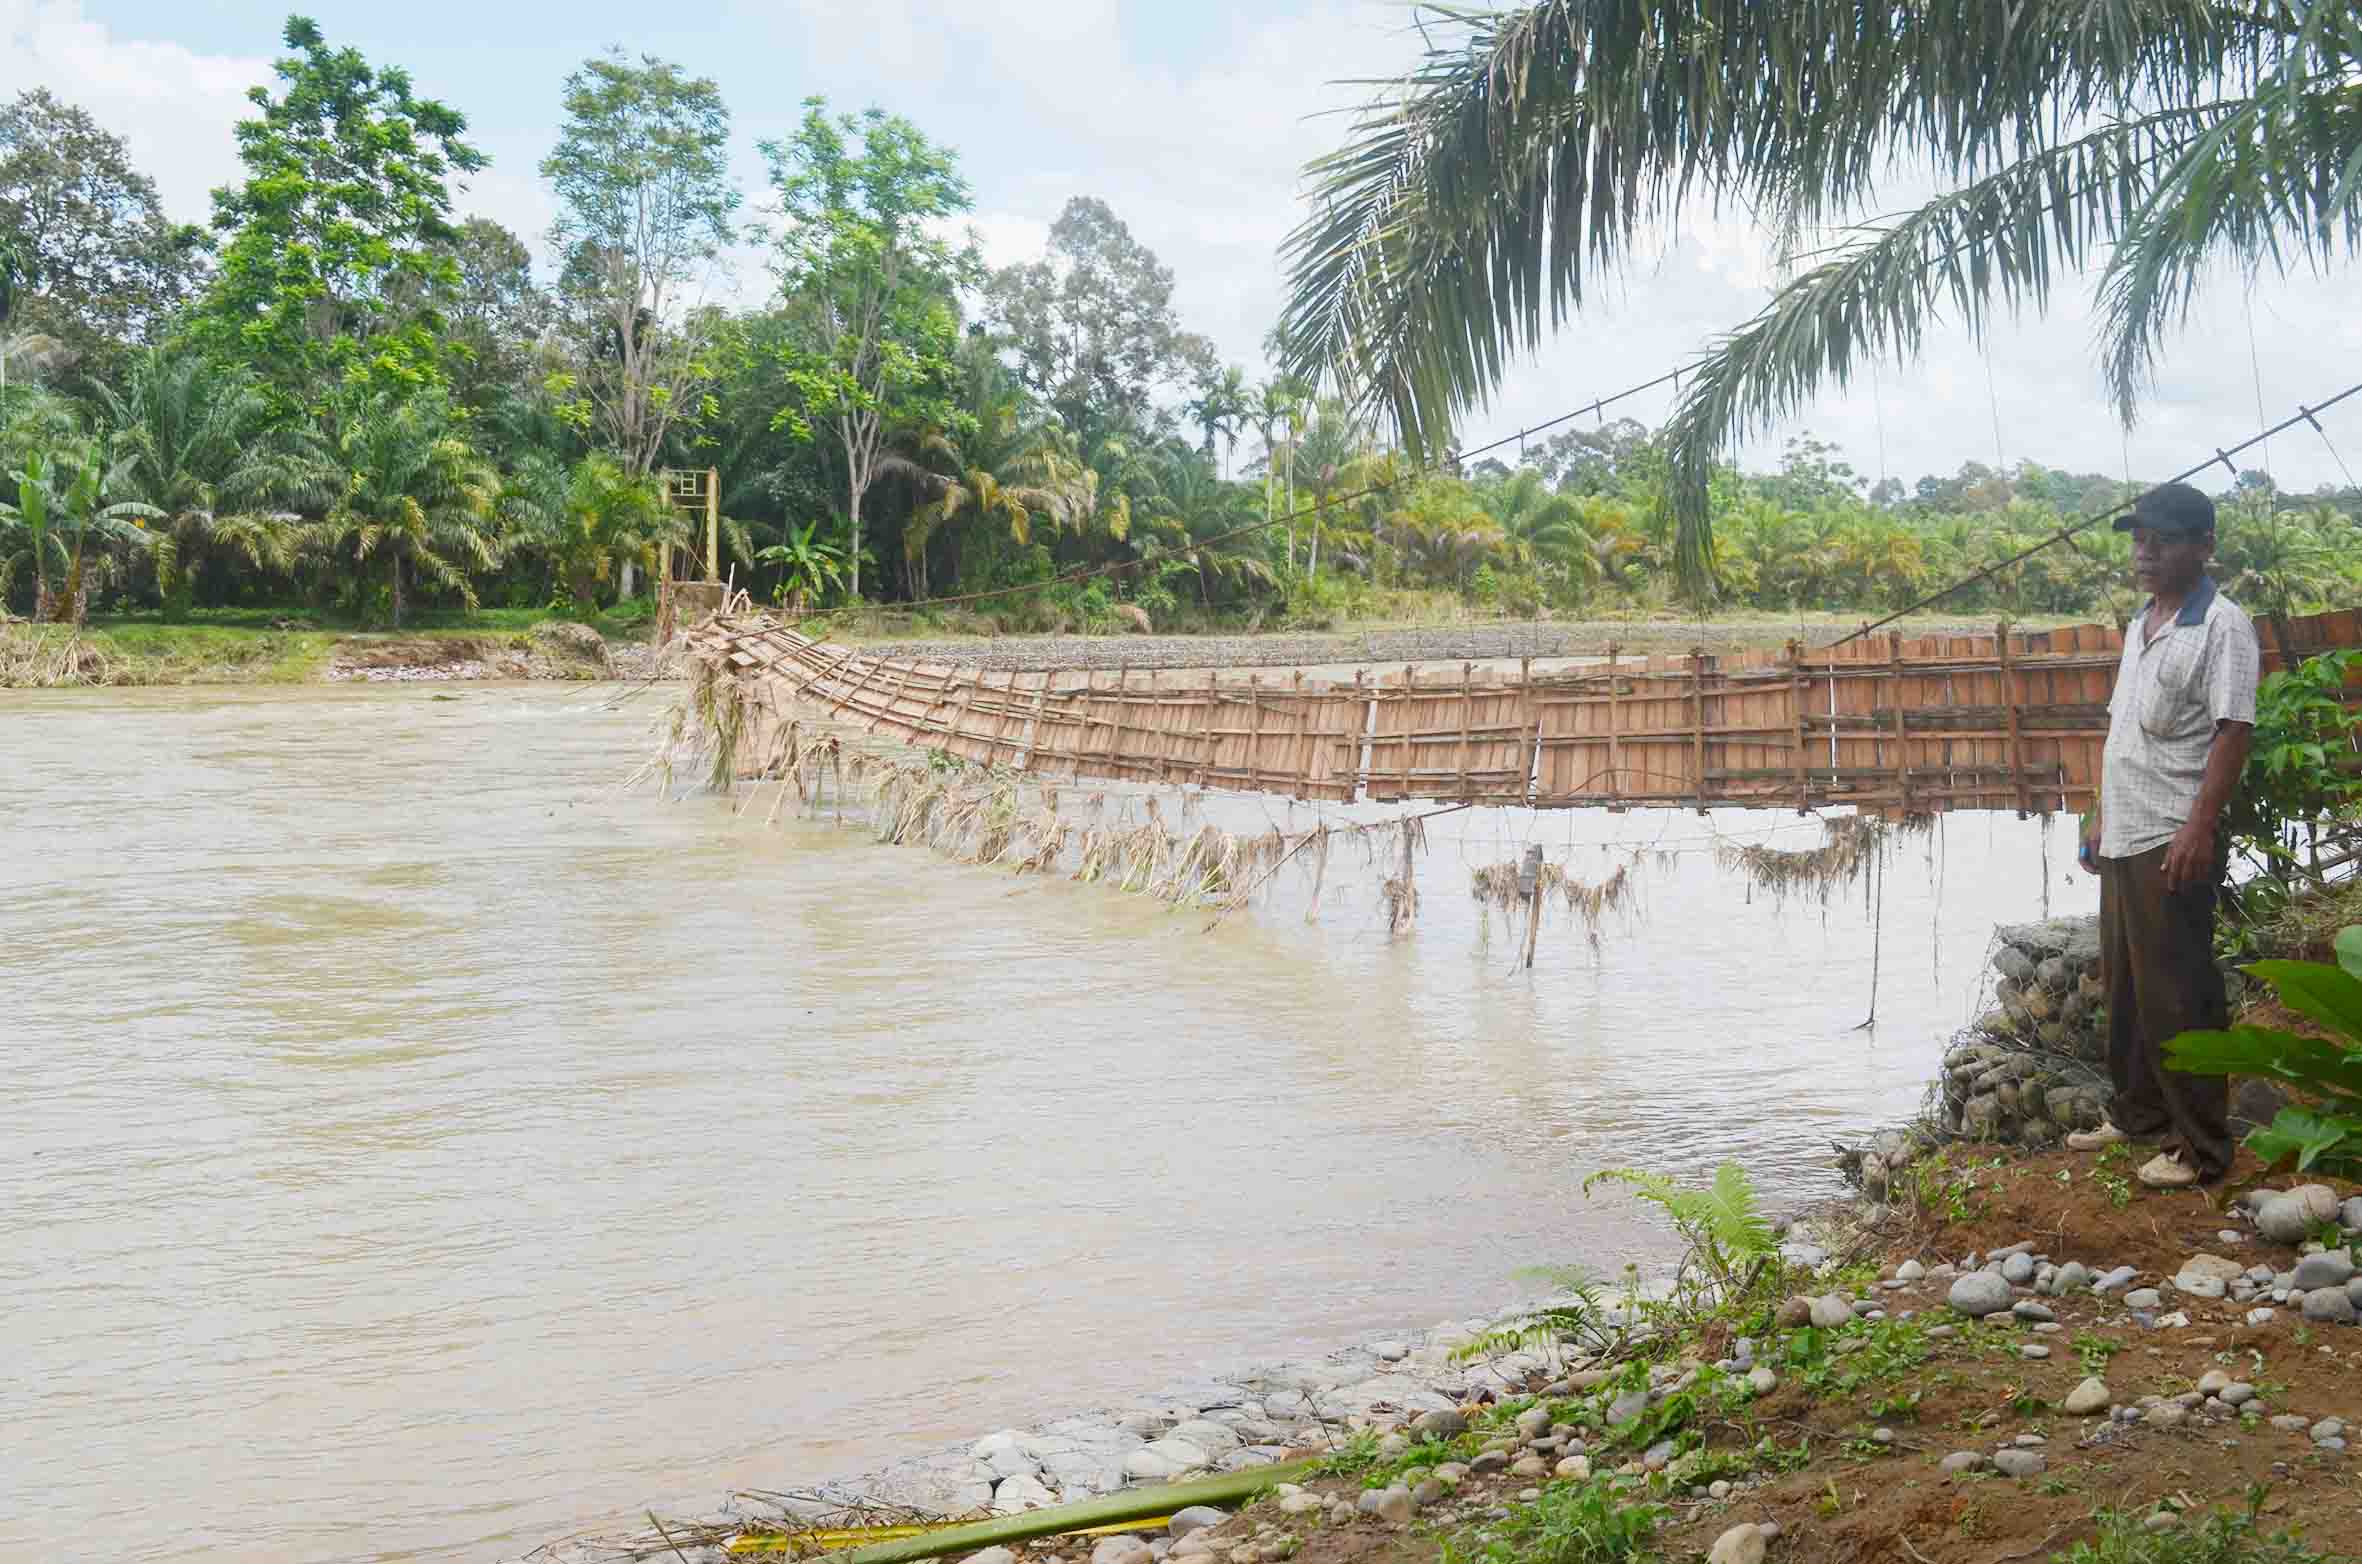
[{"xmin": 2099, "ymin": 574, "xmax": 2260, "ymax": 859}]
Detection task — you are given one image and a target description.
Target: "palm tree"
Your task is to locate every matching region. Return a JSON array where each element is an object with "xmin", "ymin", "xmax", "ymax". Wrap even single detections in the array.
[
  {"xmin": 1477, "ymin": 467, "xmax": 1596, "ymax": 579},
  {"xmin": 1243, "ymin": 377, "xmax": 1307, "ymax": 567},
  {"xmin": 1133, "ymin": 450, "xmax": 1278, "ymax": 608},
  {"xmin": 1186, "ymin": 365, "xmax": 1251, "ymax": 477},
  {"xmin": 310, "ymin": 391, "xmax": 501, "ymax": 627},
  {"xmin": 549, "ymin": 454, "xmax": 676, "ymax": 614},
  {"xmin": 2217, "ymin": 501, "xmax": 2348, "ymax": 616},
  {"xmin": 1280, "ymin": 2, "xmax": 2361, "ymax": 596},
  {"xmin": 889, "ymin": 387, "xmax": 1076, "ymax": 599},
  {"xmin": 1386, "ymin": 475, "xmax": 1505, "ymax": 591},
  {"xmin": 95, "ymin": 348, "xmax": 313, "ymax": 619}
]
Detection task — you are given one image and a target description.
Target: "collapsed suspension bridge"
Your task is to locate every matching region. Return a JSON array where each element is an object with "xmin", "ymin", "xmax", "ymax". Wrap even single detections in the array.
[{"xmin": 678, "ymin": 608, "xmax": 2360, "ymax": 819}]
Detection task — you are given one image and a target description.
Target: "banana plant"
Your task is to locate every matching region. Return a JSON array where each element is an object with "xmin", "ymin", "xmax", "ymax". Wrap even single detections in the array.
[
  {"xmin": 753, "ymin": 519, "xmax": 848, "ymax": 613},
  {"xmin": 52, "ymin": 445, "xmax": 163, "ymax": 623}
]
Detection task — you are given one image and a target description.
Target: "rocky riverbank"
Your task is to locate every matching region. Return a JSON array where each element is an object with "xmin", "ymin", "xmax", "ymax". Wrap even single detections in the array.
[
  {"xmin": 514, "ymin": 1299, "xmax": 1638, "ymax": 1563},
  {"xmin": 325, "ymin": 620, "xmax": 624, "ymax": 682}
]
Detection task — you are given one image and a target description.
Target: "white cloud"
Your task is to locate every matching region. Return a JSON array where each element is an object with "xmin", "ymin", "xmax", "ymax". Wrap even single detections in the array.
[{"xmin": 0, "ymin": 0, "xmax": 261, "ymax": 222}]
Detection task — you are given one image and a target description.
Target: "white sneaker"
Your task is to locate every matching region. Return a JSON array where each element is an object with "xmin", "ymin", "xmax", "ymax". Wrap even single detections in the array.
[
  {"xmin": 2066, "ymin": 1123, "xmax": 2127, "ymax": 1152},
  {"xmin": 2138, "ymin": 1150, "xmax": 2199, "ymax": 1189}
]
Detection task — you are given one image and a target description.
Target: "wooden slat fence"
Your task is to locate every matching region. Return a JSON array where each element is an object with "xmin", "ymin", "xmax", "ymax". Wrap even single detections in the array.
[{"xmin": 686, "ymin": 607, "xmax": 2361, "ymax": 815}]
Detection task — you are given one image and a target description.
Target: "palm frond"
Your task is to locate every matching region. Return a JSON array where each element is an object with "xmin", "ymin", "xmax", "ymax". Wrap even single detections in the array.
[{"xmin": 1281, "ymin": 0, "xmax": 2313, "ymax": 594}]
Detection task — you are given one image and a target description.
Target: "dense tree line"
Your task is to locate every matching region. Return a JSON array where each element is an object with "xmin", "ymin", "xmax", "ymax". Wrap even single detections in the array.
[{"xmin": 1, "ymin": 16, "xmax": 2355, "ymax": 634}]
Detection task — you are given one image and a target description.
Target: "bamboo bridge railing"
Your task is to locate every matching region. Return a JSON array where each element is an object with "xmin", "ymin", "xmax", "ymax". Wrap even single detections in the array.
[{"xmin": 682, "ymin": 607, "xmax": 2362, "ymax": 816}]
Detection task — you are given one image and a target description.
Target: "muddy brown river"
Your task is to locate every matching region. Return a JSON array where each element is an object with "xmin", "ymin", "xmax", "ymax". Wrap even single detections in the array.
[{"xmin": 0, "ymin": 683, "xmax": 2092, "ymax": 1561}]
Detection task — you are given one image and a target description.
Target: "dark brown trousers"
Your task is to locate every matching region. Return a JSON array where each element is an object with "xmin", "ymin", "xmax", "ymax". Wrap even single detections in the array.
[{"xmin": 2097, "ymin": 844, "xmax": 2234, "ymax": 1177}]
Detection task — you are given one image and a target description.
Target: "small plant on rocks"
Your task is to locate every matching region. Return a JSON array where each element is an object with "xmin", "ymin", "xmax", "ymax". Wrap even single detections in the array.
[
  {"xmin": 2075, "ymin": 1331, "xmax": 2129, "ymax": 1377},
  {"xmin": 2056, "ymin": 1489, "xmax": 2336, "ymax": 1564},
  {"xmin": 1439, "ymin": 1478, "xmax": 1662, "ymax": 1564}
]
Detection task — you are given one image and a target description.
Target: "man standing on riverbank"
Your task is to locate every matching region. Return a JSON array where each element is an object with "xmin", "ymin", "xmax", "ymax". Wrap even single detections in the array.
[{"xmin": 2068, "ymin": 482, "xmax": 2258, "ymax": 1189}]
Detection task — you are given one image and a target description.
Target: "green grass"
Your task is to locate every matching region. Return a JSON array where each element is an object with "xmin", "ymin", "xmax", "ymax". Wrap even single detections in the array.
[
  {"xmin": 1443, "ymin": 1479, "xmax": 1663, "ymax": 1564},
  {"xmin": 85, "ymin": 621, "xmax": 342, "ymax": 683},
  {"xmin": 2056, "ymin": 1496, "xmax": 2336, "ymax": 1563},
  {"xmin": 0, "ymin": 600, "xmax": 654, "ymax": 687},
  {"xmin": 87, "ymin": 600, "xmax": 653, "ymax": 638}
]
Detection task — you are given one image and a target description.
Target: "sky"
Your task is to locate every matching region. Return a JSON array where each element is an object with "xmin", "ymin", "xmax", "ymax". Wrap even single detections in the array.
[{"xmin": 6, "ymin": 0, "xmax": 2360, "ymax": 497}]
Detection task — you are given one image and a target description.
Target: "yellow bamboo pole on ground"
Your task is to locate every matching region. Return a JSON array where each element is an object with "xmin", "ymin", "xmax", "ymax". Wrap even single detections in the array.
[{"xmin": 729, "ymin": 1461, "xmax": 1320, "ymax": 1561}]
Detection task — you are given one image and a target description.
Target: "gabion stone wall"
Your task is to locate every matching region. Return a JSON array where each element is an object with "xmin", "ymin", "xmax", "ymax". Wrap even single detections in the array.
[{"xmin": 1934, "ymin": 915, "xmax": 2112, "ymax": 1146}]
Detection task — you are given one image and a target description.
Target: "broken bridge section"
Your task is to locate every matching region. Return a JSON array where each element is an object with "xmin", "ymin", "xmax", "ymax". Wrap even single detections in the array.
[{"xmin": 681, "ymin": 608, "xmax": 2360, "ymax": 816}]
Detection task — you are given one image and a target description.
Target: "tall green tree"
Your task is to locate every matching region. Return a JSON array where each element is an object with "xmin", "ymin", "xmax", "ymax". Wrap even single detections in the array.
[
  {"xmin": 541, "ymin": 51, "xmax": 739, "ymax": 484},
  {"xmin": 983, "ymin": 196, "xmax": 1217, "ymax": 448},
  {"xmin": 0, "ymin": 89, "xmax": 211, "ymax": 380},
  {"xmin": 421, "ymin": 217, "xmax": 554, "ymax": 414},
  {"xmin": 1281, "ymin": 1, "xmax": 2362, "ymax": 597},
  {"xmin": 193, "ymin": 15, "xmax": 484, "ymax": 407},
  {"xmin": 763, "ymin": 97, "xmax": 976, "ymax": 603}
]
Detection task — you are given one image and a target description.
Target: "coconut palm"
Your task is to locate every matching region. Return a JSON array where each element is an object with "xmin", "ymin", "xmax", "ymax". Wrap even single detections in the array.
[
  {"xmin": 1186, "ymin": 364, "xmax": 1251, "ymax": 476},
  {"xmin": 309, "ymin": 391, "xmax": 501, "ymax": 626},
  {"xmin": 1387, "ymin": 475, "xmax": 1505, "ymax": 590},
  {"xmin": 2217, "ymin": 501, "xmax": 2350, "ymax": 615},
  {"xmin": 1280, "ymin": 2, "xmax": 2362, "ymax": 596},
  {"xmin": 95, "ymin": 348, "xmax": 314, "ymax": 618}
]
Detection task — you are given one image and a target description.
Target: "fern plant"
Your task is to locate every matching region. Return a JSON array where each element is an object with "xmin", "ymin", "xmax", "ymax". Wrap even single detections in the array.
[
  {"xmin": 1452, "ymin": 1265, "xmax": 1620, "ymax": 1365},
  {"xmin": 1583, "ymin": 1162, "xmax": 1776, "ymax": 1295}
]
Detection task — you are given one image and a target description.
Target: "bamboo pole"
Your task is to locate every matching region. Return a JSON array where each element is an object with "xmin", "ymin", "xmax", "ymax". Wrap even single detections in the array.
[
  {"xmin": 742, "ymin": 1460, "xmax": 1322, "ymax": 1563},
  {"xmin": 1996, "ymin": 621, "xmax": 2030, "ymax": 817},
  {"xmin": 1519, "ymin": 844, "xmax": 1545, "ymax": 970}
]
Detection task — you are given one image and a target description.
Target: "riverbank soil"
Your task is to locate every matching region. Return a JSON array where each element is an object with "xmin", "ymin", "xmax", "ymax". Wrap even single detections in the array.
[
  {"xmin": 1, "ymin": 608, "xmax": 2083, "ymax": 687},
  {"xmin": 1146, "ymin": 1153, "xmax": 2362, "ymax": 1564}
]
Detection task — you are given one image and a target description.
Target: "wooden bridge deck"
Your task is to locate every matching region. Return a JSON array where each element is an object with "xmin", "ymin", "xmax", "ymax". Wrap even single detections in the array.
[{"xmin": 683, "ymin": 607, "xmax": 2361, "ymax": 816}]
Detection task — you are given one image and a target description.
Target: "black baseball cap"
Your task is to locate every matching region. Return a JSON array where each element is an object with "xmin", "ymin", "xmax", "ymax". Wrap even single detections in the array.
[{"xmin": 2111, "ymin": 481, "xmax": 2216, "ymax": 537}]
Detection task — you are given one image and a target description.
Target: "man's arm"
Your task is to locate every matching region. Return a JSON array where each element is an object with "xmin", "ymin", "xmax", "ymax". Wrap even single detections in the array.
[
  {"xmin": 2081, "ymin": 751, "xmax": 2103, "ymax": 870},
  {"xmin": 2160, "ymin": 719, "xmax": 2252, "ymax": 892}
]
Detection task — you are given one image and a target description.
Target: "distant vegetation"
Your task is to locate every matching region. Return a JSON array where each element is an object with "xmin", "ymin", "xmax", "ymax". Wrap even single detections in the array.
[{"xmin": 2, "ymin": 16, "xmax": 2356, "ymax": 638}]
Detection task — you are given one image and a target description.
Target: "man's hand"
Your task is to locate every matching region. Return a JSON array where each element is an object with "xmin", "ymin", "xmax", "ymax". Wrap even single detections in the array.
[{"xmin": 2160, "ymin": 815, "xmax": 2217, "ymax": 893}]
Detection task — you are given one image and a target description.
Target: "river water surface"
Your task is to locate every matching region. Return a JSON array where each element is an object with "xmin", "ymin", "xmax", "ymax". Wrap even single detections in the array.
[{"xmin": 1, "ymin": 683, "xmax": 2093, "ymax": 1562}]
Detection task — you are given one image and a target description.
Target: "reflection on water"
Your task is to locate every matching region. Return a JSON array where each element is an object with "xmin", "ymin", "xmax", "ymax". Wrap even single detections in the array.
[{"xmin": 0, "ymin": 683, "xmax": 2093, "ymax": 1562}]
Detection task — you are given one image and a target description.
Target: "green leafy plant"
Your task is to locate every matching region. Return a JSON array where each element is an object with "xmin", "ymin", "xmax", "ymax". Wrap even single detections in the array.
[
  {"xmin": 1583, "ymin": 1162, "xmax": 1774, "ymax": 1295},
  {"xmin": 1455, "ymin": 1266, "xmax": 1622, "ymax": 1364},
  {"xmin": 2166, "ymin": 928, "xmax": 2362, "ymax": 1174},
  {"xmin": 1443, "ymin": 1475, "xmax": 1663, "ymax": 1564},
  {"xmin": 2054, "ymin": 1488, "xmax": 2333, "ymax": 1564},
  {"xmin": 755, "ymin": 519, "xmax": 849, "ymax": 611},
  {"xmin": 2228, "ymin": 652, "xmax": 2362, "ymax": 901},
  {"xmin": 2074, "ymin": 1331, "xmax": 2128, "ymax": 1377}
]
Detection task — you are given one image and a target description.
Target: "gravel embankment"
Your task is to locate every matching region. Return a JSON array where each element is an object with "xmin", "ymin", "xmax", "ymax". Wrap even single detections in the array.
[{"xmin": 844, "ymin": 617, "xmax": 2003, "ymax": 673}]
